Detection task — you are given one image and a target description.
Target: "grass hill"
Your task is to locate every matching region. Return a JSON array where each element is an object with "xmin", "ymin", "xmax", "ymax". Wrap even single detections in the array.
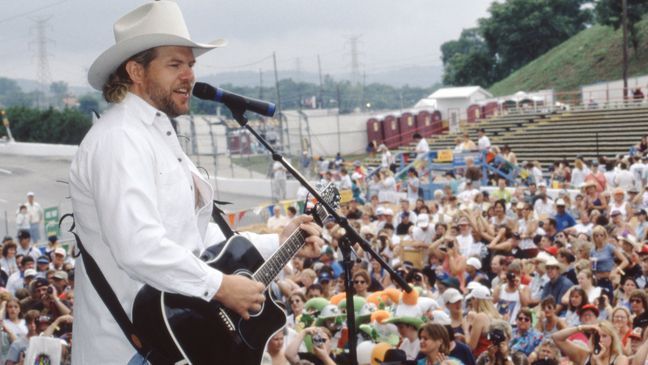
[{"xmin": 489, "ymin": 17, "xmax": 648, "ymax": 96}]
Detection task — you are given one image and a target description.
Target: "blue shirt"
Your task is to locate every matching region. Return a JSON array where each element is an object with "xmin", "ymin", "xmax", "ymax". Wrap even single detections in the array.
[
  {"xmin": 590, "ymin": 244, "xmax": 616, "ymax": 273},
  {"xmin": 510, "ymin": 328, "xmax": 543, "ymax": 356},
  {"xmin": 554, "ymin": 212, "xmax": 576, "ymax": 232},
  {"xmin": 541, "ymin": 276, "xmax": 573, "ymax": 304}
]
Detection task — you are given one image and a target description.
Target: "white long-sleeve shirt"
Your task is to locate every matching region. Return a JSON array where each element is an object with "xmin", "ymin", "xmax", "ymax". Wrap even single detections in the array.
[{"xmin": 69, "ymin": 93, "xmax": 279, "ymax": 364}]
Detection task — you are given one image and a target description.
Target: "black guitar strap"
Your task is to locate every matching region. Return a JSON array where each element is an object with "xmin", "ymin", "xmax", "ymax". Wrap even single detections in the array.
[
  {"xmin": 211, "ymin": 199, "xmax": 236, "ymax": 239},
  {"xmin": 59, "ymin": 214, "xmax": 172, "ymax": 365}
]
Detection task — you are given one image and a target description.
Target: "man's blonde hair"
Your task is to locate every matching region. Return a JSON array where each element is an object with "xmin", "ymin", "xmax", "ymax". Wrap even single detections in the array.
[{"xmin": 102, "ymin": 48, "xmax": 158, "ymax": 103}]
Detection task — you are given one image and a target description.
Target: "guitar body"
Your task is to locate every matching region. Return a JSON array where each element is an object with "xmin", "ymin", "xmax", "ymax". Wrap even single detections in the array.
[{"xmin": 133, "ymin": 235, "xmax": 287, "ymax": 365}]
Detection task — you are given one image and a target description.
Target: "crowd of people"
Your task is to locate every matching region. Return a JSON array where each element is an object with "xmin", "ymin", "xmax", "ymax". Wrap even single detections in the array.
[
  {"xmin": 0, "ymin": 194, "xmax": 73, "ymax": 364},
  {"xmin": 3, "ymin": 131, "xmax": 648, "ymax": 364},
  {"xmin": 260, "ymin": 132, "xmax": 648, "ymax": 365}
]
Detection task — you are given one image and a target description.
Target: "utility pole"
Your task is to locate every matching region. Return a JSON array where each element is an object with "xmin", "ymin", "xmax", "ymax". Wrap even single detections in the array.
[
  {"xmin": 317, "ymin": 54, "xmax": 324, "ymax": 109},
  {"xmin": 336, "ymin": 84, "xmax": 342, "ymax": 154},
  {"xmin": 272, "ymin": 52, "xmax": 284, "ymax": 151},
  {"xmin": 622, "ymin": 0, "xmax": 629, "ymax": 100},
  {"xmin": 31, "ymin": 17, "xmax": 53, "ymax": 108},
  {"xmin": 259, "ymin": 68, "xmax": 264, "ymax": 100},
  {"xmin": 361, "ymin": 71, "xmax": 367, "ymax": 111},
  {"xmin": 348, "ymin": 35, "xmax": 361, "ymax": 85}
]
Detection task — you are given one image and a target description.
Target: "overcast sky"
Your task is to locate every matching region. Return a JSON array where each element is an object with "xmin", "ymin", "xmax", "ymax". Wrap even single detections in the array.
[{"xmin": 0, "ymin": 0, "xmax": 493, "ymax": 88}]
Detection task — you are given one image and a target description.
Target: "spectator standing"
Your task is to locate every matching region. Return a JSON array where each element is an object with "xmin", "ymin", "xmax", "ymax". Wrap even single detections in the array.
[
  {"xmin": 24, "ymin": 192, "xmax": 43, "ymax": 244},
  {"xmin": 272, "ymin": 160, "xmax": 287, "ymax": 202},
  {"xmin": 570, "ymin": 159, "xmax": 586, "ymax": 188},
  {"xmin": 477, "ymin": 128, "xmax": 491, "ymax": 151},
  {"xmin": 413, "ymin": 133, "xmax": 429, "ymax": 162},
  {"xmin": 15, "ymin": 205, "xmax": 30, "ymax": 234}
]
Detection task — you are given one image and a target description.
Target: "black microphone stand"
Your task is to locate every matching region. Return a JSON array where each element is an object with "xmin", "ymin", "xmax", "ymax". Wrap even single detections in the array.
[{"xmin": 226, "ymin": 108, "xmax": 412, "ymax": 365}]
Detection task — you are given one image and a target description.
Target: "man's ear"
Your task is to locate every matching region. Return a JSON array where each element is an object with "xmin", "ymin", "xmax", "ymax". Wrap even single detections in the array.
[{"xmin": 125, "ymin": 60, "xmax": 145, "ymax": 85}]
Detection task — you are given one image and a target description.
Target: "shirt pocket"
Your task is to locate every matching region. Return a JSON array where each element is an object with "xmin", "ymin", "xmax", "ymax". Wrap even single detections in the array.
[{"xmin": 157, "ymin": 163, "xmax": 194, "ymax": 228}]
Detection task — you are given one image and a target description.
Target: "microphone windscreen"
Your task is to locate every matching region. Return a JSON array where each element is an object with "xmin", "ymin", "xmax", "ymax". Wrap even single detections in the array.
[{"xmin": 192, "ymin": 82, "xmax": 216, "ymax": 100}]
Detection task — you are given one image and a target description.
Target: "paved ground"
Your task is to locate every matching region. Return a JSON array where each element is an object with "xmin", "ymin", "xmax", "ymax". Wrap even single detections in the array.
[{"xmin": 0, "ymin": 155, "xmax": 270, "ymax": 241}]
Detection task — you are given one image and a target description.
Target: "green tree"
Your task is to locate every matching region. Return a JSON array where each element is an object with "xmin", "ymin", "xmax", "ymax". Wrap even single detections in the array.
[
  {"xmin": 77, "ymin": 94, "xmax": 101, "ymax": 116},
  {"xmin": 49, "ymin": 81, "xmax": 69, "ymax": 108},
  {"xmin": 480, "ymin": 0, "xmax": 591, "ymax": 79},
  {"xmin": 441, "ymin": 28, "xmax": 498, "ymax": 86},
  {"xmin": 4, "ymin": 106, "xmax": 91, "ymax": 144},
  {"xmin": 595, "ymin": 0, "xmax": 648, "ymax": 52}
]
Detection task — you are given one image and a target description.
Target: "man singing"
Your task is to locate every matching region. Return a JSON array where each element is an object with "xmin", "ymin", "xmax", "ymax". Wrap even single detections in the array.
[{"xmin": 69, "ymin": 2, "xmax": 323, "ymax": 363}]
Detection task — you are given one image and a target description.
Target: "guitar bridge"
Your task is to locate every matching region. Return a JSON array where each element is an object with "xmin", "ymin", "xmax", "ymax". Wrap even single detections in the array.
[{"xmin": 218, "ymin": 308, "xmax": 236, "ymax": 333}]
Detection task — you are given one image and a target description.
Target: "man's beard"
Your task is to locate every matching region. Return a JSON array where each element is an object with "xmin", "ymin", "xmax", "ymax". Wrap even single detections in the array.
[{"xmin": 145, "ymin": 78, "xmax": 189, "ymax": 118}]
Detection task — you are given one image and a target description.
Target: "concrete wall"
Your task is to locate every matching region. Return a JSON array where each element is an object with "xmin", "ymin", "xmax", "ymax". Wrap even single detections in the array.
[
  {"xmin": 213, "ymin": 176, "xmax": 304, "ymax": 198},
  {"xmin": 582, "ymin": 74, "xmax": 648, "ymax": 105},
  {"xmin": 0, "ymin": 141, "xmax": 77, "ymax": 157},
  {"xmin": 283, "ymin": 109, "xmax": 369, "ymax": 156}
]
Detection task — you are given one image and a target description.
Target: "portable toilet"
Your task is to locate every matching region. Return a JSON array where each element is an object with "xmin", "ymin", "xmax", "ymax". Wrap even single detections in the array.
[
  {"xmin": 482, "ymin": 101, "xmax": 499, "ymax": 118},
  {"xmin": 415, "ymin": 110, "xmax": 432, "ymax": 137},
  {"xmin": 382, "ymin": 114, "xmax": 401, "ymax": 149},
  {"xmin": 467, "ymin": 104, "xmax": 481, "ymax": 123},
  {"xmin": 366, "ymin": 117, "xmax": 384, "ymax": 146},
  {"xmin": 398, "ymin": 111, "xmax": 416, "ymax": 145},
  {"xmin": 431, "ymin": 110, "xmax": 443, "ymax": 135}
]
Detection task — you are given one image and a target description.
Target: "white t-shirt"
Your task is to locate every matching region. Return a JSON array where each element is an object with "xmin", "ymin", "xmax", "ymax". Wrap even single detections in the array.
[
  {"xmin": 478, "ymin": 135, "xmax": 491, "ymax": 151},
  {"xmin": 415, "ymin": 139, "xmax": 429, "ymax": 160},
  {"xmin": 412, "ymin": 226, "xmax": 435, "ymax": 244},
  {"xmin": 399, "ymin": 337, "xmax": 420, "ymax": 360}
]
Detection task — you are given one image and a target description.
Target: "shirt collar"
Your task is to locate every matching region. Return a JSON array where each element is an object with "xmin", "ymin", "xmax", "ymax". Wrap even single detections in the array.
[{"xmin": 123, "ymin": 92, "xmax": 165, "ymax": 126}]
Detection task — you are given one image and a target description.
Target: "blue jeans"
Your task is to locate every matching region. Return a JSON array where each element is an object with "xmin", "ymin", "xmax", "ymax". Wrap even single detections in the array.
[{"xmin": 29, "ymin": 223, "xmax": 41, "ymax": 242}]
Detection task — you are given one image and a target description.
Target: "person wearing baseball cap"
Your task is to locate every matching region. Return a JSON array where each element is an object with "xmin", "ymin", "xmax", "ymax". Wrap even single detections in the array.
[
  {"xmin": 465, "ymin": 257, "xmax": 487, "ymax": 285},
  {"xmin": 554, "ymin": 198, "xmax": 576, "ymax": 232},
  {"xmin": 68, "ymin": 2, "xmax": 325, "ymax": 363}
]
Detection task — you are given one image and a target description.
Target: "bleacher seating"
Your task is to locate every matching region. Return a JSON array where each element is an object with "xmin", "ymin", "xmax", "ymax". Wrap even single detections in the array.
[{"xmin": 363, "ymin": 104, "xmax": 648, "ymax": 174}]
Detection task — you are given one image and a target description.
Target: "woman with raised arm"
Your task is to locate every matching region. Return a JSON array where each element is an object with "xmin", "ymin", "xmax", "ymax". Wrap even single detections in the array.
[{"xmin": 552, "ymin": 321, "xmax": 628, "ymax": 365}]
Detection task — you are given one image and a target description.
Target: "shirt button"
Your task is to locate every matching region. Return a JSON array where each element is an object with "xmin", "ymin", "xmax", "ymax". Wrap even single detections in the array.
[
  {"xmin": 166, "ymin": 131, "xmax": 172, "ymax": 136},
  {"xmin": 177, "ymin": 158, "xmax": 182, "ymax": 163},
  {"xmin": 156, "ymin": 112, "xmax": 161, "ymax": 117},
  {"xmin": 204, "ymin": 291, "xmax": 209, "ymax": 297}
]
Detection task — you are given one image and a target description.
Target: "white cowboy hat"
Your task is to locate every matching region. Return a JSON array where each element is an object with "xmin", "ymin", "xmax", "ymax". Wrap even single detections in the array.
[{"xmin": 88, "ymin": 1, "xmax": 226, "ymax": 90}]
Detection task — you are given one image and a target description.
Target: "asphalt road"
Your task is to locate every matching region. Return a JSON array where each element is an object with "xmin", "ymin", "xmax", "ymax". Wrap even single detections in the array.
[{"xmin": 0, "ymin": 155, "xmax": 269, "ymax": 240}]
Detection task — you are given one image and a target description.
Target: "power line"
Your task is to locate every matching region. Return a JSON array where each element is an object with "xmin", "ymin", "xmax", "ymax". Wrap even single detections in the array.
[{"xmin": 0, "ymin": 0, "xmax": 67, "ymax": 25}]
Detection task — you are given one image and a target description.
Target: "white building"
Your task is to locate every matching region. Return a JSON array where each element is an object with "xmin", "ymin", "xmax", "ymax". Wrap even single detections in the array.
[{"xmin": 415, "ymin": 86, "xmax": 493, "ymax": 122}]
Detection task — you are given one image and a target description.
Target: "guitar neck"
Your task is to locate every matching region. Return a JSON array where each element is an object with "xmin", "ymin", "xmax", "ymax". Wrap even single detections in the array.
[{"xmin": 254, "ymin": 204, "xmax": 328, "ymax": 287}]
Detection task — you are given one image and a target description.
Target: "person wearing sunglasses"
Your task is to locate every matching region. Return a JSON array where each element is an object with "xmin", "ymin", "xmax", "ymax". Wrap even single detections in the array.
[
  {"xmin": 352, "ymin": 270, "xmax": 371, "ymax": 298},
  {"xmin": 510, "ymin": 308, "xmax": 543, "ymax": 356}
]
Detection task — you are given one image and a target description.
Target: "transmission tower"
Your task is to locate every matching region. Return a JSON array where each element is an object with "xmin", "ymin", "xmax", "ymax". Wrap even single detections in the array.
[
  {"xmin": 30, "ymin": 17, "xmax": 53, "ymax": 107},
  {"xmin": 347, "ymin": 35, "xmax": 362, "ymax": 85}
]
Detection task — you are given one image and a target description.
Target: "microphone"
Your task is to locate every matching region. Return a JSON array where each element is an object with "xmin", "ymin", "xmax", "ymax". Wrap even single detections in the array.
[{"xmin": 192, "ymin": 82, "xmax": 276, "ymax": 117}]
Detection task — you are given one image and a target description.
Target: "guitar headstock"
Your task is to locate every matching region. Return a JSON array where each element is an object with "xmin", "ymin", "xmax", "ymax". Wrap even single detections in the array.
[
  {"xmin": 319, "ymin": 183, "xmax": 341, "ymax": 211},
  {"xmin": 307, "ymin": 183, "xmax": 340, "ymax": 225}
]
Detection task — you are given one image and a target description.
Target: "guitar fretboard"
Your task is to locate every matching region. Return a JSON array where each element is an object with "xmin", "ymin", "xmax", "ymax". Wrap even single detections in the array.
[{"xmin": 254, "ymin": 204, "xmax": 328, "ymax": 287}]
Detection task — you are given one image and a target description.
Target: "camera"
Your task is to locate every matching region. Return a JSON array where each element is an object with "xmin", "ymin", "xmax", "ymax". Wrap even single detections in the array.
[
  {"xmin": 447, "ymin": 241, "xmax": 454, "ymax": 249},
  {"xmin": 506, "ymin": 272, "xmax": 516, "ymax": 283},
  {"xmin": 532, "ymin": 359, "xmax": 558, "ymax": 365},
  {"xmin": 487, "ymin": 328, "xmax": 506, "ymax": 346},
  {"xmin": 312, "ymin": 334, "xmax": 326, "ymax": 347},
  {"xmin": 47, "ymin": 286, "xmax": 53, "ymax": 294}
]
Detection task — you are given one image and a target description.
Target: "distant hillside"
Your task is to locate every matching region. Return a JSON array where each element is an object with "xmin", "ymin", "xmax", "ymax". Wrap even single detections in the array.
[
  {"xmin": 202, "ymin": 65, "xmax": 443, "ymax": 88},
  {"xmin": 489, "ymin": 18, "xmax": 648, "ymax": 96}
]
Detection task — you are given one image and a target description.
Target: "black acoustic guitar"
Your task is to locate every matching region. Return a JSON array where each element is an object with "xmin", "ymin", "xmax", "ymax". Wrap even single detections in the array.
[{"xmin": 132, "ymin": 184, "xmax": 339, "ymax": 365}]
